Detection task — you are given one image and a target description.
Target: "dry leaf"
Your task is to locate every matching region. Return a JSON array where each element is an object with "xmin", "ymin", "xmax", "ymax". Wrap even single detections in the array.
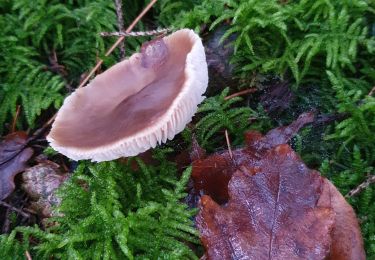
[
  {"xmin": 22, "ymin": 161, "xmax": 68, "ymax": 217},
  {"xmin": 0, "ymin": 132, "xmax": 33, "ymax": 200},
  {"xmin": 192, "ymin": 113, "xmax": 365, "ymax": 260}
]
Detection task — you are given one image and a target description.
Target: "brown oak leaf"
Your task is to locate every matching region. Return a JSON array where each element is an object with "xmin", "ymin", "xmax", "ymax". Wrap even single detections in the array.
[
  {"xmin": 0, "ymin": 132, "xmax": 33, "ymax": 200},
  {"xmin": 191, "ymin": 113, "xmax": 315, "ymax": 204},
  {"xmin": 193, "ymin": 113, "xmax": 365, "ymax": 260}
]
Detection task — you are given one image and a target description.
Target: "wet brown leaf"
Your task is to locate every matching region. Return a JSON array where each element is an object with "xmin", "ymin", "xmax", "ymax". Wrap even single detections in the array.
[
  {"xmin": 0, "ymin": 132, "xmax": 33, "ymax": 200},
  {"xmin": 192, "ymin": 112, "xmax": 315, "ymax": 204},
  {"xmin": 197, "ymin": 145, "xmax": 336, "ymax": 259},
  {"xmin": 193, "ymin": 113, "xmax": 365, "ymax": 260}
]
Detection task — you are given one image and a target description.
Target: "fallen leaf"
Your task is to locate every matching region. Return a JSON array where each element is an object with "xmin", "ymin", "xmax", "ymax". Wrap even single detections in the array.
[
  {"xmin": 319, "ymin": 180, "xmax": 366, "ymax": 260},
  {"xmin": 246, "ymin": 112, "xmax": 315, "ymax": 152},
  {"xmin": 192, "ymin": 113, "xmax": 365, "ymax": 260},
  {"xmin": 197, "ymin": 145, "xmax": 336, "ymax": 259},
  {"xmin": 0, "ymin": 132, "xmax": 33, "ymax": 200},
  {"xmin": 192, "ymin": 112, "xmax": 315, "ymax": 204},
  {"xmin": 22, "ymin": 161, "xmax": 69, "ymax": 217}
]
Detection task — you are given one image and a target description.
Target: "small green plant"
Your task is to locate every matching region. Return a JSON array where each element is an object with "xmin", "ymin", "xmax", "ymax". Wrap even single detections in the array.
[
  {"xmin": 195, "ymin": 88, "xmax": 259, "ymax": 149},
  {"xmin": 325, "ymin": 71, "xmax": 375, "ymax": 162},
  {"xmin": 0, "ymin": 230, "xmax": 30, "ymax": 260},
  {"xmin": 158, "ymin": 0, "xmax": 375, "ymax": 84}
]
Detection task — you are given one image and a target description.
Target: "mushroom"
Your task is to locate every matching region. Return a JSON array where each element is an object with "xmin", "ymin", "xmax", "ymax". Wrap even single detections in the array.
[{"xmin": 47, "ymin": 29, "xmax": 208, "ymax": 162}]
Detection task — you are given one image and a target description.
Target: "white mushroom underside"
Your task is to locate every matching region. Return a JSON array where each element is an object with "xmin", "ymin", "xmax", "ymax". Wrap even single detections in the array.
[{"xmin": 47, "ymin": 29, "xmax": 208, "ymax": 162}]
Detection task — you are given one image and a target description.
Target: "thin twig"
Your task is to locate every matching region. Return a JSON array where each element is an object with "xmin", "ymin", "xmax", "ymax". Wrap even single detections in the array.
[
  {"xmin": 0, "ymin": 201, "xmax": 30, "ymax": 218},
  {"xmin": 224, "ymin": 88, "xmax": 257, "ymax": 100},
  {"xmin": 100, "ymin": 28, "xmax": 172, "ymax": 37},
  {"xmin": 25, "ymin": 251, "xmax": 32, "ymax": 260},
  {"xmin": 346, "ymin": 174, "xmax": 375, "ymax": 198},
  {"xmin": 369, "ymin": 86, "xmax": 375, "ymax": 96},
  {"xmin": 225, "ymin": 129, "xmax": 233, "ymax": 160},
  {"xmin": 114, "ymin": 0, "xmax": 125, "ymax": 60},
  {"xmin": 77, "ymin": 0, "xmax": 158, "ymax": 89},
  {"xmin": 11, "ymin": 105, "xmax": 21, "ymax": 133}
]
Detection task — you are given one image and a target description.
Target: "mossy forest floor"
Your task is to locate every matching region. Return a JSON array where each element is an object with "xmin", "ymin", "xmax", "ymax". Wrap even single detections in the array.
[{"xmin": 0, "ymin": 0, "xmax": 374, "ymax": 258}]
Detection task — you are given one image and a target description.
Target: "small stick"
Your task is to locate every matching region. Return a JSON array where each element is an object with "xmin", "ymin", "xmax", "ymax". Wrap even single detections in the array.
[
  {"xmin": 114, "ymin": 0, "xmax": 125, "ymax": 60},
  {"xmin": 25, "ymin": 251, "xmax": 32, "ymax": 260},
  {"xmin": 0, "ymin": 201, "xmax": 30, "ymax": 218},
  {"xmin": 369, "ymin": 86, "xmax": 375, "ymax": 96},
  {"xmin": 11, "ymin": 105, "xmax": 21, "ymax": 133},
  {"xmin": 100, "ymin": 28, "xmax": 172, "ymax": 37},
  {"xmin": 225, "ymin": 129, "xmax": 233, "ymax": 159},
  {"xmin": 224, "ymin": 88, "xmax": 257, "ymax": 100},
  {"xmin": 346, "ymin": 174, "xmax": 375, "ymax": 198},
  {"xmin": 77, "ymin": 0, "xmax": 158, "ymax": 89}
]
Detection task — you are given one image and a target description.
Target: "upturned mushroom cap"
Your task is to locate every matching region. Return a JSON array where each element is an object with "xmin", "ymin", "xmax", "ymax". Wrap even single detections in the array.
[{"xmin": 47, "ymin": 29, "xmax": 208, "ymax": 162}]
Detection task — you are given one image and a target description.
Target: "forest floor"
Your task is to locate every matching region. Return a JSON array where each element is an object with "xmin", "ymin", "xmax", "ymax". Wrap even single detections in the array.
[{"xmin": 0, "ymin": 0, "xmax": 374, "ymax": 259}]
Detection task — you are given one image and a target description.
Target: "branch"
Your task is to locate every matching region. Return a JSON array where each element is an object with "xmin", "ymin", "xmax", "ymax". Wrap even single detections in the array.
[{"xmin": 100, "ymin": 28, "xmax": 172, "ymax": 37}]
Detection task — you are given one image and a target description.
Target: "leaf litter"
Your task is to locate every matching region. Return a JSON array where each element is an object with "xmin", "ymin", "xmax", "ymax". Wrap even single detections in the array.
[{"xmin": 0, "ymin": 132, "xmax": 33, "ymax": 201}]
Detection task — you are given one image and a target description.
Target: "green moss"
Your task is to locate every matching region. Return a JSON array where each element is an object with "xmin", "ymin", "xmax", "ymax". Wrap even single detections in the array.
[{"xmin": 1, "ymin": 150, "xmax": 199, "ymax": 259}]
